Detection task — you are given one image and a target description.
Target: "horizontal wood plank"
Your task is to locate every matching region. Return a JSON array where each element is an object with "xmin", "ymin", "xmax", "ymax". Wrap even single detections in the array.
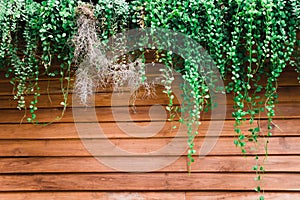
[
  {"xmin": 186, "ymin": 192, "xmax": 300, "ymax": 200},
  {"xmin": 0, "ymin": 192, "xmax": 185, "ymax": 200},
  {"xmin": 0, "ymin": 67, "xmax": 298, "ymax": 95},
  {"xmin": 0, "ymin": 192, "xmax": 299, "ymax": 200},
  {"xmin": 0, "ymin": 173, "xmax": 299, "ymax": 191},
  {"xmin": 0, "ymin": 137, "xmax": 298, "ymax": 157},
  {"xmin": 0, "ymin": 192, "xmax": 300, "ymax": 200},
  {"xmin": 0, "ymin": 156, "xmax": 299, "ymax": 173},
  {"xmin": 0, "ymin": 119, "xmax": 298, "ymax": 139},
  {"xmin": 0, "ymin": 86, "xmax": 299, "ymax": 109},
  {"xmin": 1, "ymin": 102, "xmax": 300, "ymax": 124}
]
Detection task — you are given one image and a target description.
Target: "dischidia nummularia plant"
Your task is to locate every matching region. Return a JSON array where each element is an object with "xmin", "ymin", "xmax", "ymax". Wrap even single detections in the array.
[
  {"xmin": 0, "ymin": 0, "xmax": 77, "ymax": 123},
  {"xmin": 131, "ymin": 0, "xmax": 299, "ymax": 198}
]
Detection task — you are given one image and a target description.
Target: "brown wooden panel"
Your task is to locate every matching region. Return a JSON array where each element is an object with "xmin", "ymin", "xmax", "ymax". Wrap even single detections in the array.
[
  {"xmin": 0, "ymin": 192, "xmax": 299, "ymax": 200},
  {"xmin": 0, "ymin": 33, "xmax": 298, "ymax": 200},
  {"xmin": 0, "ymin": 119, "xmax": 298, "ymax": 139},
  {"xmin": 186, "ymin": 192, "xmax": 300, "ymax": 200},
  {"xmin": 2, "ymin": 156, "xmax": 181, "ymax": 173},
  {"xmin": 0, "ymin": 78, "xmax": 74, "ymax": 95},
  {"xmin": 0, "ymin": 192, "xmax": 185, "ymax": 200},
  {"xmin": 0, "ymin": 67, "xmax": 298, "ymax": 95},
  {"xmin": 0, "ymin": 102, "xmax": 300, "ymax": 124},
  {"xmin": 0, "ymin": 137, "xmax": 298, "ymax": 157},
  {"xmin": 0, "ymin": 173, "xmax": 299, "ymax": 191},
  {"xmin": 0, "ymin": 156, "xmax": 299, "ymax": 173},
  {"xmin": 0, "ymin": 85, "xmax": 299, "ymax": 109},
  {"xmin": 192, "ymin": 155, "xmax": 300, "ymax": 173}
]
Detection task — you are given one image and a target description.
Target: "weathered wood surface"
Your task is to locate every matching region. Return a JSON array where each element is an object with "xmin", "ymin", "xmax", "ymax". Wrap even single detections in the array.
[
  {"xmin": 0, "ymin": 192, "xmax": 299, "ymax": 200},
  {"xmin": 0, "ymin": 119, "xmax": 298, "ymax": 139},
  {"xmin": 0, "ymin": 103, "xmax": 299, "ymax": 124},
  {"xmin": 0, "ymin": 86, "xmax": 299, "ymax": 109},
  {"xmin": 186, "ymin": 192, "xmax": 300, "ymax": 200},
  {"xmin": 0, "ymin": 67, "xmax": 299, "ymax": 199},
  {"xmin": 0, "ymin": 173, "xmax": 299, "ymax": 191},
  {"xmin": 0, "ymin": 156, "xmax": 299, "ymax": 173},
  {"xmin": 0, "ymin": 137, "xmax": 298, "ymax": 156}
]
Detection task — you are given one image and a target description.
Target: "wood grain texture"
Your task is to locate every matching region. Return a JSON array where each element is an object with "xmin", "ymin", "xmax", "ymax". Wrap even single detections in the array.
[
  {"xmin": 0, "ymin": 156, "xmax": 299, "ymax": 173},
  {"xmin": 0, "ymin": 86, "xmax": 299, "ymax": 108},
  {"xmin": 0, "ymin": 192, "xmax": 299, "ymax": 200},
  {"xmin": 0, "ymin": 119, "xmax": 298, "ymax": 139},
  {"xmin": 0, "ymin": 137, "xmax": 298, "ymax": 157},
  {"xmin": 0, "ymin": 192, "xmax": 185, "ymax": 200},
  {"xmin": 0, "ymin": 173, "xmax": 299, "ymax": 191},
  {"xmin": 186, "ymin": 192, "xmax": 300, "ymax": 200},
  {"xmin": 0, "ymin": 65, "xmax": 299, "ymax": 199},
  {"xmin": 0, "ymin": 102, "xmax": 300, "ymax": 124},
  {"xmin": 0, "ymin": 67, "xmax": 298, "ymax": 95}
]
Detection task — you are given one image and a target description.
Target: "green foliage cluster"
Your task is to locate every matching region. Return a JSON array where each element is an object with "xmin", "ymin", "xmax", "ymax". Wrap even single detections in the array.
[
  {"xmin": 130, "ymin": 0, "xmax": 299, "ymax": 197},
  {"xmin": 0, "ymin": 0, "xmax": 77, "ymax": 122},
  {"xmin": 0, "ymin": 0, "xmax": 129, "ymax": 122},
  {"xmin": 94, "ymin": 0, "xmax": 129, "ymax": 40}
]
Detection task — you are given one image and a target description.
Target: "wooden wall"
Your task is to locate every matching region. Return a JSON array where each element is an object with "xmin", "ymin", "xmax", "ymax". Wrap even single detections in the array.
[{"xmin": 0, "ymin": 65, "xmax": 300, "ymax": 200}]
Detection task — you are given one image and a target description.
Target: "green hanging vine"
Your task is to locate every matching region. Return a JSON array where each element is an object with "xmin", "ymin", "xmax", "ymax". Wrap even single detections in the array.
[
  {"xmin": 37, "ymin": 0, "xmax": 76, "ymax": 123},
  {"xmin": 131, "ymin": 0, "xmax": 299, "ymax": 198}
]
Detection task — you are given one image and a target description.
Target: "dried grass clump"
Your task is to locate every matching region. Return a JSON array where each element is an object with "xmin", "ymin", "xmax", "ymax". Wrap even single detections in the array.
[
  {"xmin": 73, "ymin": 3, "xmax": 98, "ymax": 62},
  {"xmin": 73, "ymin": 3, "xmax": 109, "ymax": 105},
  {"xmin": 107, "ymin": 59, "xmax": 157, "ymax": 107},
  {"xmin": 73, "ymin": 3, "xmax": 155, "ymax": 105}
]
